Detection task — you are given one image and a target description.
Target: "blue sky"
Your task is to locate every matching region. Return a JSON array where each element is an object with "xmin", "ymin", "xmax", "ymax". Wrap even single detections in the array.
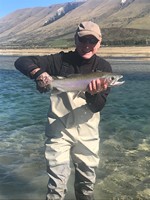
[{"xmin": 0, "ymin": 0, "xmax": 72, "ymax": 18}]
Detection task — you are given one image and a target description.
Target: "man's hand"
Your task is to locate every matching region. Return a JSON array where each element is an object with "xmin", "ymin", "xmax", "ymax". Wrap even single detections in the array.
[
  {"xmin": 30, "ymin": 69, "xmax": 53, "ymax": 93},
  {"xmin": 88, "ymin": 78, "xmax": 108, "ymax": 95},
  {"xmin": 35, "ymin": 72, "xmax": 53, "ymax": 93}
]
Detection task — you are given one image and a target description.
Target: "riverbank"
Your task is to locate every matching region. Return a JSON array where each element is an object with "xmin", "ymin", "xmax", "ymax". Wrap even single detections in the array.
[{"xmin": 0, "ymin": 46, "xmax": 150, "ymax": 60}]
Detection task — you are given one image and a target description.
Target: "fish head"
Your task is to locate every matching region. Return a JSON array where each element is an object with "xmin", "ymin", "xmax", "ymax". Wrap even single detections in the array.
[{"xmin": 105, "ymin": 74, "xmax": 125, "ymax": 86}]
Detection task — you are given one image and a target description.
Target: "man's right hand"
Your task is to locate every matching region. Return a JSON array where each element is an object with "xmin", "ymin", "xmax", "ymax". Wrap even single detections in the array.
[
  {"xmin": 30, "ymin": 69, "xmax": 53, "ymax": 93},
  {"xmin": 35, "ymin": 72, "xmax": 53, "ymax": 93}
]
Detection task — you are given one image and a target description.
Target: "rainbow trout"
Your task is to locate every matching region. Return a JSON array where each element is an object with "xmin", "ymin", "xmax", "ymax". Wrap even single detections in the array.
[{"xmin": 50, "ymin": 71, "xmax": 124, "ymax": 93}]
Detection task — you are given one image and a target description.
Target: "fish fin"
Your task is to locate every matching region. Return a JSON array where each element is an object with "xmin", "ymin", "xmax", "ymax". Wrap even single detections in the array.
[
  {"xmin": 50, "ymin": 88, "xmax": 62, "ymax": 95},
  {"xmin": 72, "ymin": 91, "xmax": 81, "ymax": 99},
  {"xmin": 72, "ymin": 91, "xmax": 86, "ymax": 100}
]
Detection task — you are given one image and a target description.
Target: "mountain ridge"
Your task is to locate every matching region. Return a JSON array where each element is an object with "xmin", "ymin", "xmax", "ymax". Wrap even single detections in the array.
[{"xmin": 0, "ymin": 0, "xmax": 149, "ymax": 48}]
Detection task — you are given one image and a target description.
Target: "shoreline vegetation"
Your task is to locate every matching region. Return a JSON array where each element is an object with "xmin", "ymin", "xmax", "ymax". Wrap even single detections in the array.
[{"xmin": 0, "ymin": 46, "xmax": 150, "ymax": 60}]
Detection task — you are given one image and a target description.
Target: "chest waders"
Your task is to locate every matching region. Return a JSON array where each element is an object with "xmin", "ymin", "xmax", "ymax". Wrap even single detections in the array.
[{"xmin": 45, "ymin": 92, "xmax": 100, "ymax": 200}]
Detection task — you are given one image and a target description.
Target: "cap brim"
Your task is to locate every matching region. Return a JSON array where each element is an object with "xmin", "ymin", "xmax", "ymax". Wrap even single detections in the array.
[{"xmin": 77, "ymin": 30, "xmax": 101, "ymax": 40}]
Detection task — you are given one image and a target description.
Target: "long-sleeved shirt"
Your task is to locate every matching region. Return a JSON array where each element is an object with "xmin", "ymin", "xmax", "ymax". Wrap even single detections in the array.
[{"xmin": 15, "ymin": 50, "xmax": 112, "ymax": 112}]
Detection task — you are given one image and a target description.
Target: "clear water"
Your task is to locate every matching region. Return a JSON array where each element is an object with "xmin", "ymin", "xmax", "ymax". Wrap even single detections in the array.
[{"xmin": 0, "ymin": 56, "xmax": 150, "ymax": 200}]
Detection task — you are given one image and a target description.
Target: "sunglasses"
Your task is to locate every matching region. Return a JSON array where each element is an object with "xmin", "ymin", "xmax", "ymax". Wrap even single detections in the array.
[{"xmin": 78, "ymin": 36, "xmax": 99, "ymax": 45}]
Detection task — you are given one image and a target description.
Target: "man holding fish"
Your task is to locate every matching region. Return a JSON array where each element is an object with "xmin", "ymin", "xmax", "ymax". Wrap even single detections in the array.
[{"xmin": 15, "ymin": 21, "xmax": 124, "ymax": 200}]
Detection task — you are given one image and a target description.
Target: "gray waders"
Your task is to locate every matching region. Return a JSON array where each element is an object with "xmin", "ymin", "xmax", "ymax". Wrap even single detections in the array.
[{"xmin": 45, "ymin": 92, "xmax": 100, "ymax": 200}]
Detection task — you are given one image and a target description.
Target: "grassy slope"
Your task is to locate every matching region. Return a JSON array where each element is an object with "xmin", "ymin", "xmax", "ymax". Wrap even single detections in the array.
[{"xmin": 0, "ymin": 0, "xmax": 149, "ymax": 48}]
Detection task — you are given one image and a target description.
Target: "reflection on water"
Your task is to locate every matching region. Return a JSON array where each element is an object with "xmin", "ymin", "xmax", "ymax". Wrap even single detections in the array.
[{"xmin": 0, "ymin": 56, "xmax": 150, "ymax": 200}]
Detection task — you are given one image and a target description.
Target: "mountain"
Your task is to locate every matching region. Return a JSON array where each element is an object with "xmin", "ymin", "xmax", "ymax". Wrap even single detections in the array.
[{"xmin": 0, "ymin": 0, "xmax": 149, "ymax": 48}]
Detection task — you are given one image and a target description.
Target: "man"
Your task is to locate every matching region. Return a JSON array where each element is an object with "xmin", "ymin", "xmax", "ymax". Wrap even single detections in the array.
[{"xmin": 15, "ymin": 21, "xmax": 112, "ymax": 200}]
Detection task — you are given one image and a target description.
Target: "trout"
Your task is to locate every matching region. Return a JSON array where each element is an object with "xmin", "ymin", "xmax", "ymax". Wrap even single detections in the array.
[{"xmin": 50, "ymin": 71, "xmax": 124, "ymax": 93}]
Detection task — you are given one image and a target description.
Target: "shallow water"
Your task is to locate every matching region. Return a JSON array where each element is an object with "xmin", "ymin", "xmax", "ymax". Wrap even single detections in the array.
[{"xmin": 0, "ymin": 56, "xmax": 150, "ymax": 200}]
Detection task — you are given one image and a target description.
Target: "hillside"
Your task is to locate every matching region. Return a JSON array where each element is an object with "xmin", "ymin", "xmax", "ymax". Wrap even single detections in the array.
[{"xmin": 0, "ymin": 0, "xmax": 149, "ymax": 48}]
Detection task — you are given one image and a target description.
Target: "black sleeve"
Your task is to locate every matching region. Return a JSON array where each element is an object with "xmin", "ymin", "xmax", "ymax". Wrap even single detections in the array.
[
  {"xmin": 14, "ymin": 52, "xmax": 63, "ymax": 78},
  {"xmin": 85, "ymin": 88, "xmax": 110, "ymax": 112},
  {"xmin": 85, "ymin": 57, "xmax": 112, "ymax": 113}
]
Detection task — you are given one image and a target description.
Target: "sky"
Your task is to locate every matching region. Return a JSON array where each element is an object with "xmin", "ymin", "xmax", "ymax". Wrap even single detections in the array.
[{"xmin": 0, "ymin": 0, "xmax": 72, "ymax": 18}]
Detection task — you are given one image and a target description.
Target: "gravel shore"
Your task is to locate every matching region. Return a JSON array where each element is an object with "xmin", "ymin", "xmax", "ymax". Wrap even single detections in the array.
[{"xmin": 0, "ymin": 46, "xmax": 150, "ymax": 60}]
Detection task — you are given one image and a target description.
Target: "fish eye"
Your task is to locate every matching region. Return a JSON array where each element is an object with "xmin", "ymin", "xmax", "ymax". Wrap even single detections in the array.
[{"xmin": 111, "ymin": 77, "xmax": 115, "ymax": 80}]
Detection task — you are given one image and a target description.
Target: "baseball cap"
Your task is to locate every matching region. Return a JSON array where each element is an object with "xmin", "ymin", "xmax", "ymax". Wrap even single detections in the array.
[{"xmin": 76, "ymin": 21, "xmax": 102, "ymax": 41}]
